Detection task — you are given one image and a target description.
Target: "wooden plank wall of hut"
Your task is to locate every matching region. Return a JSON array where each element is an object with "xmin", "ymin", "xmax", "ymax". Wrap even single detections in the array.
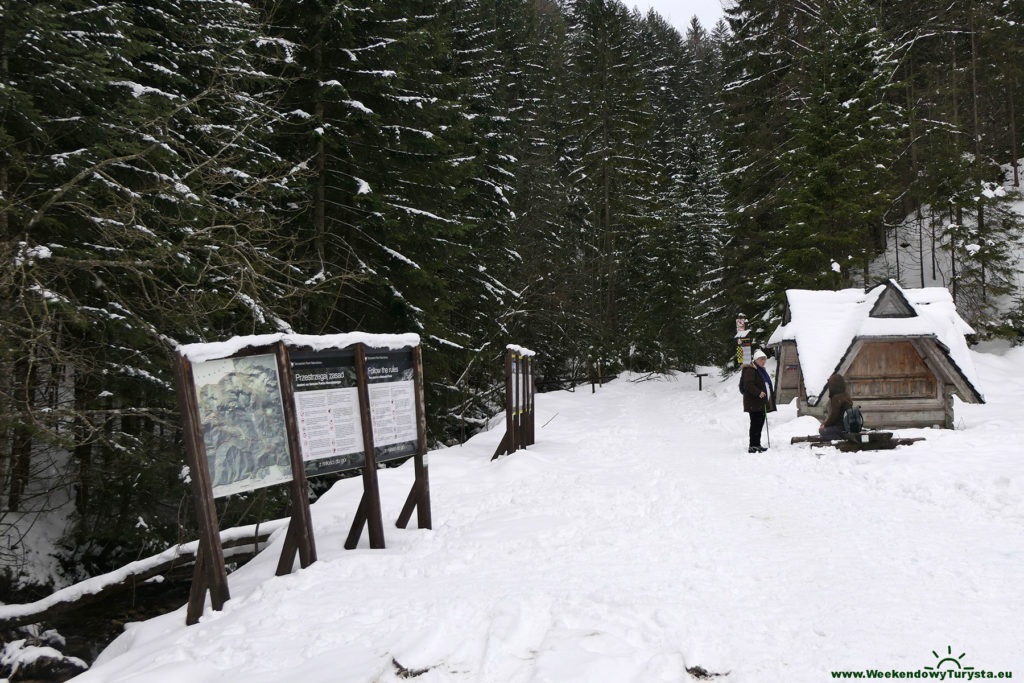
[{"xmin": 845, "ymin": 340, "xmax": 949, "ymax": 428}]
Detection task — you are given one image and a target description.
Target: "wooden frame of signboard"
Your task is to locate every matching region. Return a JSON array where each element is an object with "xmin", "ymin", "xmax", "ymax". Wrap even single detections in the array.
[
  {"xmin": 491, "ymin": 346, "xmax": 536, "ymax": 459},
  {"xmin": 343, "ymin": 344, "xmax": 387, "ymax": 549},
  {"xmin": 396, "ymin": 345, "xmax": 432, "ymax": 530},
  {"xmin": 174, "ymin": 341, "xmax": 316, "ymax": 626},
  {"xmin": 344, "ymin": 342, "xmax": 432, "ymax": 544},
  {"xmin": 175, "ymin": 334, "xmax": 431, "ymax": 624},
  {"xmin": 274, "ymin": 344, "xmax": 318, "ymax": 575}
]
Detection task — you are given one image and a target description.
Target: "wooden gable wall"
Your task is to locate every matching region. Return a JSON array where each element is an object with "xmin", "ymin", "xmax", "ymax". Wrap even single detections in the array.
[{"xmin": 845, "ymin": 341, "xmax": 936, "ymax": 400}]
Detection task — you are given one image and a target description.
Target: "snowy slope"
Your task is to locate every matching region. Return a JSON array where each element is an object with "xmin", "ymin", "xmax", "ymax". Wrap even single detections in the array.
[
  {"xmin": 870, "ymin": 164, "xmax": 1024, "ymax": 309},
  {"xmin": 67, "ymin": 346, "xmax": 1024, "ymax": 682}
]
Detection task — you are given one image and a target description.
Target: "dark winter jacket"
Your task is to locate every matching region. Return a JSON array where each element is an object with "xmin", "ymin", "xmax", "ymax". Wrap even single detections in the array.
[
  {"xmin": 822, "ymin": 373, "xmax": 854, "ymax": 428},
  {"xmin": 741, "ymin": 362, "xmax": 776, "ymax": 413}
]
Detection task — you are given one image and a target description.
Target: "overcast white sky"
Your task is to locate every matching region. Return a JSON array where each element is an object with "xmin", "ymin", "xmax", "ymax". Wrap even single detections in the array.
[{"xmin": 631, "ymin": 0, "xmax": 726, "ymax": 33}]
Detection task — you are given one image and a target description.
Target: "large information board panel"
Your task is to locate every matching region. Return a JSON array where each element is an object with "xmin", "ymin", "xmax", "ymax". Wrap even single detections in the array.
[
  {"xmin": 191, "ymin": 353, "xmax": 291, "ymax": 498},
  {"xmin": 365, "ymin": 348, "xmax": 419, "ymax": 464},
  {"xmin": 175, "ymin": 332, "xmax": 428, "ymax": 626},
  {"xmin": 290, "ymin": 350, "xmax": 365, "ymax": 477}
]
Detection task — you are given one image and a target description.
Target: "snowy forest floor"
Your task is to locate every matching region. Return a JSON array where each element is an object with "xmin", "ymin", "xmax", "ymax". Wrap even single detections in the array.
[{"xmin": 61, "ymin": 342, "xmax": 1024, "ymax": 682}]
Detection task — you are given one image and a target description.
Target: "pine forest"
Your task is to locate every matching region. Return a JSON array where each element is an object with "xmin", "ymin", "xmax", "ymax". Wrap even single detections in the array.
[{"xmin": 2, "ymin": 0, "xmax": 1024, "ymax": 594}]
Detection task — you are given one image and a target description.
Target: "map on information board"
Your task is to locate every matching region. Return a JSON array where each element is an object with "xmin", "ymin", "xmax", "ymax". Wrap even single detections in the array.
[{"xmin": 192, "ymin": 354, "xmax": 292, "ymax": 498}]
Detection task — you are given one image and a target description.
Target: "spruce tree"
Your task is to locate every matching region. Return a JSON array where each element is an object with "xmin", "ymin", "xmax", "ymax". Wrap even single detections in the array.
[
  {"xmin": 775, "ymin": 0, "xmax": 901, "ymax": 290},
  {"xmin": 2, "ymin": 0, "xmax": 308, "ymax": 577}
]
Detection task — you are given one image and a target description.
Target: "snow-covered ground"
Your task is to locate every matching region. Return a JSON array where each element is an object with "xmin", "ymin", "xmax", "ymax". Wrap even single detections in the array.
[{"xmin": 59, "ymin": 344, "xmax": 1024, "ymax": 681}]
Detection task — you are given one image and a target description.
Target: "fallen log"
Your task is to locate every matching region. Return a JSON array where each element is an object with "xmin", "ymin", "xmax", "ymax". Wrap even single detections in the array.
[
  {"xmin": 791, "ymin": 435, "xmax": 833, "ymax": 444},
  {"xmin": 792, "ymin": 432, "xmax": 926, "ymax": 451},
  {"xmin": 792, "ymin": 431, "xmax": 896, "ymax": 444},
  {"xmin": 0, "ymin": 518, "xmax": 287, "ymax": 630}
]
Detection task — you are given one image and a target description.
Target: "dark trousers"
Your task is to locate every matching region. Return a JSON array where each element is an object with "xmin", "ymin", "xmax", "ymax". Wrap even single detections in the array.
[
  {"xmin": 819, "ymin": 424, "xmax": 843, "ymax": 440},
  {"xmin": 748, "ymin": 410, "xmax": 766, "ymax": 448}
]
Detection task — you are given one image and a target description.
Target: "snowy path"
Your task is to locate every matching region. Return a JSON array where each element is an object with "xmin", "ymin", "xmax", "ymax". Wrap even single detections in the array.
[{"xmin": 80, "ymin": 350, "xmax": 1024, "ymax": 682}]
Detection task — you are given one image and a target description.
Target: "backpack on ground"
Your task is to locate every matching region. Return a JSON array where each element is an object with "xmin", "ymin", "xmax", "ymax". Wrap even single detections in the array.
[{"xmin": 843, "ymin": 406, "xmax": 864, "ymax": 433}]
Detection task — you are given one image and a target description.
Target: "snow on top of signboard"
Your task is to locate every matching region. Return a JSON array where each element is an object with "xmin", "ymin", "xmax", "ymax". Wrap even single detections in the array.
[
  {"xmin": 506, "ymin": 344, "xmax": 536, "ymax": 357},
  {"xmin": 177, "ymin": 332, "xmax": 421, "ymax": 362},
  {"xmin": 285, "ymin": 332, "xmax": 420, "ymax": 353},
  {"xmin": 767, "ymin": 280, "xmax": 979, "ymax": 402}
]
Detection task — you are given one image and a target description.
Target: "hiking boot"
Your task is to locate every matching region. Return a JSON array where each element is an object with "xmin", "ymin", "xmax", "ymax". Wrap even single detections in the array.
[
  {"xmin": 748, "ymin": 446, "xmax": 760, "ymax": 453},
  {"xmin": 756, "ymin": 445, "xmax": 768, "ymax": 452}
]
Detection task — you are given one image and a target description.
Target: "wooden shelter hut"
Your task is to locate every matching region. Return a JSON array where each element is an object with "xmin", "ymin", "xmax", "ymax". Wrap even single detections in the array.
[{"xmin": 767, "ymin": 280, "xmax": 984, "ymax": 429}]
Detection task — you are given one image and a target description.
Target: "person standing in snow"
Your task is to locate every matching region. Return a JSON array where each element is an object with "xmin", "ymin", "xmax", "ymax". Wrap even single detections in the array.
[
  {"xmin": 741, "ymin": 349, "xmax": 776, "ymax": 453},
  {"xmin": 817, "ymin": 373, "xmax": 853, "ymax": 440}
]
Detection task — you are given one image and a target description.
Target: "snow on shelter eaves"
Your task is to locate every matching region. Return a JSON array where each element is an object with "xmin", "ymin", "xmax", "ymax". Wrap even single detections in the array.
[
  {"xmin": 178, "ymin": 332, "xmax": 421, "ymax": 363},
  {"xmin": 766, "ymin": 281, "xmax": 981, "ymax": 404}
]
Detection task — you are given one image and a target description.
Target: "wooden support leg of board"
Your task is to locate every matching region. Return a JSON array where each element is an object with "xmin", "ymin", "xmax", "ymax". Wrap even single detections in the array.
[
  {"xmin": 491, "ymin": 429, "xmax": 512, "ymax": 460},
  {"xmin": 186, "ymin": 546, "xmax": 211, "ymax": 626},
  {"xmin": 275, "ymin": 501, "xmax": 317, "ymax": 576},
  {"xmin": 345, "ymin": 494, "xmax": 368, "ymax": 550},
  {"xmin": 186, "ymin": 542, "xmax": 229, "ymax": 626},
  {"xmin": 396, "ymin": 480, "xmax": 421, "ymax": 530},
  {"xmin": 276, "ymin": 518, "xmax": 300, "ymax": 576},
  {"xmin": 396, "ymin": 456, "xmax": 432, "ymax": 530}
]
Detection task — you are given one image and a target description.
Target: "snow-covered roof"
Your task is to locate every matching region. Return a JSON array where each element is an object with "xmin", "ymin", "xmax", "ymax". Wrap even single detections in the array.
[
  {"xmin": 178, "ymin": 332, "xmax": 421, "ymax": 363},
  {"xmin": 767, "ymin": 281, "xmax": 980, "ymax": 402}
]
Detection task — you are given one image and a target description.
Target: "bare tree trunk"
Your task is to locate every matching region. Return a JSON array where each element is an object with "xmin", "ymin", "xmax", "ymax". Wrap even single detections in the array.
[
  {"xmin": 978, "ymin": 202, "xmax": 986, "ymax": 300},
  {"xmin": 0, "ymin": 0, "xmax": 9, "ymax": 239},
  {"xmin": 970, "ymin": 5, "xmax": 981, "ymax": 165},
  {"xmin": 918, "ymin": 209, "xmax": 925, "ymax": 288},
  {"xmin": 72, "ymin": 370, "xmax": 93, "ymax": 536},
  {"xmin": 8, "ymin": 359, "xmax": 35, "ymax": 511},
  {"xmin": 931, "ymin": 210, "xmax": 937, "ymax": 281},
  {"xmin": 952, "ymin": 206, "xmax": 962, "ymax": 305},
  {"xmin": 1009, "ymin": 76, "xmax": 1019, "ymax": 187},
  {"xmin": 894, "ymin": 221, "xmax": 900, "ymax": 281},
  {"xmin": 969, "ymin": 5, "xmax": 986, "ymax": 303},
  {"xmin": 314, "ymin": 42, "xmax": 326, "ymax": 266},
  {"xmin": 599, "ymin": 38, "xmax": 615, "ymax": 351}
]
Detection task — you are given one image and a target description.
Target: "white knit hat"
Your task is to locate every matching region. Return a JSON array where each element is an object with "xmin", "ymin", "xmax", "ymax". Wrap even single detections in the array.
[{"xmin": 753, "ymin": 349, "xmax": 767, "ymax": 361}]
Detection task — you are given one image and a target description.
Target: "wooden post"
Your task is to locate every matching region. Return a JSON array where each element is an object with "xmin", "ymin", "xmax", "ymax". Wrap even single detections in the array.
[
  {"xmin": 525, "ymin": 356, "xmax": 536, "ymax": 446},
  {"xmin": 397, "ymin": 345, "xmax": 432, "ymax": 529},
  {"xmin": 513, "ymin": 352, "xmax": 522, "ymax": 452},
  {"xmin": 344, "ymin": 494, "xmax": 369, "ymax": 550},
  {"xmin": 491, "ymin": 347, "xmax": 537, "ymax": 459},
  {"xmin": 523, "ymin": 355, "xmax": 531, "ymax": 445},
  {"xmin": 274, "ymin": 343, "xmax": 317, "ymax": 575},
  {"xmin": 174, "ymin": 354, "xmax": 230, "ymax": 626},
  {"xmin": 491, "ymin": 350, "xmax": 514, "ymax": 459},
  {"xmin": 345, "ymin": 344, "xmax": 386, "ymax": 549}
]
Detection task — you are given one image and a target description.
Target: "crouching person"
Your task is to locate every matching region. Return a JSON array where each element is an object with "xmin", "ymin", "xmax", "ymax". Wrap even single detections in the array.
[{"xmin": 819, "ymin": 373, "xmax": 853, "ymax": 440}]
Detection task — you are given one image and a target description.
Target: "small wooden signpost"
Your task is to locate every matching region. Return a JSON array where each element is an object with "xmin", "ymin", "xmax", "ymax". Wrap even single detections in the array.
[
  {"xmin": 492, "ymin": 345, "xmax": 537, "ymax": 459},
  {"xmin": 174, "ymin": 332, "xmax": 430, "ymax": 625},
  {"xmin": 736, "ymin": 315, "xmax": 750, "ymax": 366}
]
